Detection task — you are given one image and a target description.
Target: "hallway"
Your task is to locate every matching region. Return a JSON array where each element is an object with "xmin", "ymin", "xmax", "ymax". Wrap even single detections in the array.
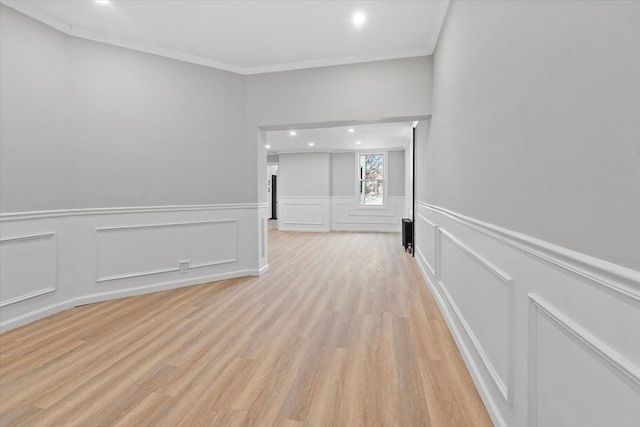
[{"xmin": 0, "ymin": 230, "xmax": 491, "ymax": 426}]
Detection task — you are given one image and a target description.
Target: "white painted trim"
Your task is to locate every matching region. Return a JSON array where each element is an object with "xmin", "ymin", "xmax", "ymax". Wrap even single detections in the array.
[
  {"xmin": 527, "ymin": 294, "xmax": 640, "ymax": 427},
  {"xmin": 0, "ymin": 233, "xmax": 58, "ymax": 307},
  {"xmin": 0, "ymin": 203, "xmax": 267, "ymax": 222},
  {"xmin": 276, "ymin": 196, "xmax": 331, "ymax": 200},
  {"xmin": 77, "ymin": 270, "xmax": 255, "ymax": 306},
  {"xmin": 261, "ymin": 217, "xmax": 267, "ymax": 258},
  {"xmin": 277, "ymin": 227, "xmax": 330, "ymax": 233},
  {"xmin": 331, "ymin": 227, "xmax": 400, "ymax": 233},
  {"xmin": 94, "ymin": 219, "xmax": 239, "ymax": 283},
  {"xmin": 334, "ymin": 203, "xmax": 399, "ymax": 220},
  {"xmin": 251, "ymin": 264, "xmax": 270, "ymax": 277},
  {"xmin": 438, "ymin": 227, "xmax": 515, "ymax": 404},
  {"xmin": 415, "ymin": 212, "xmax": 439, "ymax": 277},
  {"xmin": 0, "ymin": 287, "xmax": 56, "ymax": 308},
  {"xmin": 0, "ymin": 0, "xmax": 434, "ymax": 75},
  {"xmin": 94, "ymin": 219, "xmax": 237, "ymax": 233},
  {"xmin": 242, "ymin": 48, "xmax": 432, "ymax": 75},
  {"xmin": 414, "ymin": 252, "xmax": 507, "ymax": 427},
  {"xmin": 273, "ymin": 147, "xmax": 408, "ymax": 155},
  {"xmin": 440, "ymin": 228, "xmax": 512, "ymax": 284},
  {"xmin": 416, "ymin": 202, "xmax": 640, "ymax": 301},
  {"xmin": 415, "ymin": 246, "xmax": 435, "ymax": 277},
  {"xmin": 0, "ymin": 298, "xmax": 76, "ymax": 334}
]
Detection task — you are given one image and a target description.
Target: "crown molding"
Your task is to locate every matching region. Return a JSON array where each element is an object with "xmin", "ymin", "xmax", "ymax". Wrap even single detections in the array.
[
  {"xmin": 241, "ymin": 48, "xmax": 431, "ymax": 75},
  {"xmin": 1, "ymin": 0, "xmax": 432, "ymax": 76}
]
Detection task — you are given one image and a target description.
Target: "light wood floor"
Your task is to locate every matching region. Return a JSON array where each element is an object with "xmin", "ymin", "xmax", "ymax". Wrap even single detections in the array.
[{"xmin": 0, "ymin": 230, "xmax": 492, "ymax": 426}]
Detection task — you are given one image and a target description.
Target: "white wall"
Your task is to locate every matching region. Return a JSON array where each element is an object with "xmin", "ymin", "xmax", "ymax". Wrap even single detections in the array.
[
  {"xmin": 246, "ymin": 56, "xmax": 433, "ymax": 204},
  {"xmin": 69, "ymin": 37, "xmax": 248, "ymax": 208},
  {"xmin": 277, "ymin": 153, "xmax": 331, "ymax": 232},
  {"xmin": 278, "ymin": 150, "xmax": 406, "ymax": 232},
  {"xmin": 0, "ymin": 5, "xmax": 248, "ymax": 212},
  {"xmin": 0, "ymin": 5, "xmax": 72, "ymax": 212},
  {"xmin": 424, "ymin": 0, "xmax": 640, "ymax": 272},
  {"xmin": 331, "ymin": 153, "xmax": 356, "ymax": 196},
  {"xmin": 413, "ymin": 2, "xmax": 640, "ymax": 426},
  {"xmin": 415, "ymin": 120, "xmax": 432, "ymax": 203},
  {"xmin": 279, "ymin": 153, "xmax": 331, "ymax": 198},
  {"xmin": 387, "ymin": 150, "xmax": 405, "ymax": 197}
]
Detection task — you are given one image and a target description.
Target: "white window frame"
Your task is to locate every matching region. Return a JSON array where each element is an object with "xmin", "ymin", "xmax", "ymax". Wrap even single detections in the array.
[{"xmin": 355, "ymin": 151, "xmax": 388, "ymax": 209}]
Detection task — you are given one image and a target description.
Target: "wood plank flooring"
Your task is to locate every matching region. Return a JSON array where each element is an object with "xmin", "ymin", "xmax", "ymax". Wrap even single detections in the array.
[{"xmin": 0, "ymin": 230, "xmax": 492, "ymax": 426}]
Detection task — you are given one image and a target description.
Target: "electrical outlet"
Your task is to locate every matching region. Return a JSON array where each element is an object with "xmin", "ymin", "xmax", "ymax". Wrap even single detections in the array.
[{"xmin": 178, "ymin": 260, "xmax": 190, "ymax": 274}]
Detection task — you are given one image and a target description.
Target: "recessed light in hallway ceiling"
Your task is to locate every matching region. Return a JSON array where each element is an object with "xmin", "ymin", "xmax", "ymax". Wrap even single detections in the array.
[
  {"xmin": 352, "ymin": 11, "xmax": 366, "ymax": 28},
  {"xmin": 266, "ymin": 122, "xmax": 413, "ymax": 154}
]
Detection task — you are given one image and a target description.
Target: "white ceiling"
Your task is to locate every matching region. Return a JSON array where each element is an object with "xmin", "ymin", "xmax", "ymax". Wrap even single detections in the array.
[
  {"xmin": 4, "ymin": 0, "xmax": 449, "ymax": 74},
  {"xmin": 266, "ymin": 122, "xmax": 413, "ymax": 155}
]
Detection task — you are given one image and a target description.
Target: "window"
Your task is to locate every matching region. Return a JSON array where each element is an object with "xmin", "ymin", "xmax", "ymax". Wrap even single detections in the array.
[{"xmin": 357, "ymin": 153, "xmax": 386, "ymax": 207}]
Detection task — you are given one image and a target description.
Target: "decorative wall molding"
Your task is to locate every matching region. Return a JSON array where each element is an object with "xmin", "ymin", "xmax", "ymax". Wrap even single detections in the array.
[
  {"xmin": 0, "ymin": 203, "xmax": 265, "ymax": 332},
  {"xmin": 414, "ymin": 202, "xmax": 640, "ymax": 427},
  {"xmin": 0, "ymin": 202, "xmax": 268, "ymax": 222},
  {"xmin": 0, "ymin": 233, "xmax": 57, "ymax": 308},
  {"xmin": 414, "ymin": 248, "xmax": 508, "ymax": 427},
  {"xmin": 278, "ymin": 198, "xmax": 331, "ymax": 232},
  {"xmin": 415, "ymin": 213, "xmax": 438, "ymax": 277},
  {"xmin": 0, "ymin": 268, "xmax": 257, "ymax": 333},
  {"xmin": 437, "ymin": 227, "xmax": 515, "ymax": 404},
  {"xmin": 331, "ymin": 196, "xmax": 404, "ymax": 232},
  {"xmin": 528, "ymin": 294, "xmax": 640, "ymax": 427},
  {"xmin": 281, "ymin": 205, "xmax": 324, "ymax": 225},
  {"xmin": 0, "ymin": 298, "xmax": 76, "ymax": 334},
  {"xmin": 95, "ymin": 219, "xmax": 239, "ymax": 283},
  {"xmin": 416, "ymin": 201, "xmax": 640, "ymax": 301}
]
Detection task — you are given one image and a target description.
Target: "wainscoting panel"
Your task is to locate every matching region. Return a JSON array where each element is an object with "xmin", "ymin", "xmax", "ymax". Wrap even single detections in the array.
[
  {"xmin": 278, "ymin": 198, "xmax": 330, "ymax": 232},
  {"xmin": 0, "ymin": 203, "xmax": 266, "ymax": 332},
  {"xmin": 0, "ymin": 233, "xmax": 57, "ymax": 307},
  {"xmin": 528, "ymin": 295, "xmax": 640, "ymax": 427},
  {"xmin": 96, "ymin": 219, "xmax": 238, "ymax": 282},
  {"xmin": 438, "ymin": 228, "xmax": 514, "ymax": 403},
  {"xmin": 413, "ymin": 201, "xmax": 640, "ymax": 427},
  {"xmin": 415, "ymin": 213, "xmax": 437, "ymax": 276},
  {"xmin": 331, "ymin": 196, "xmax": 405, "ymax": 232}
]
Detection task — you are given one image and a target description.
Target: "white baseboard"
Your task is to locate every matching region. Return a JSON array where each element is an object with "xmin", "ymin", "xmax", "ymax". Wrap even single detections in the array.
[
  {"xmin": 278, "ymin": 226, "xmax": 331, "ymax": 233},
  {"xmin": 75, "ymin": 269, "xmax": 255, "ymax": 306},
  {"xmin": 413, "ymin": 202, "xmax": 640, "ymax": 427},
  {"xmin": 331, "ymin": 227, "xmax": 400, "ymax": 233},
  {"xmin": 0, "ymin": 298, "xmax": 76, "ymax": 334},
  {"xmin": 249, "ymin": 264, "xmax": 270, "ymax": 276}
]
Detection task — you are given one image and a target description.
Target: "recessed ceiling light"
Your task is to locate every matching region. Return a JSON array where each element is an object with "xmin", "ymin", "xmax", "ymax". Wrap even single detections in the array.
[
  {"xmin": 265, "ymin": 145, "xmax": 271, "ymax": 149},
  {"xmin": 356, "ymin": 141, "xmax": 362, "ymax": 144},
  {"xmin": 348, "ymin": 128, "xmax": 355, "ymax": 133},
  {"xmin": 309, "ymin": 142, "xmax": 315, "ymax": 147},
  {"xmin": 289, "ymin": 131, "xmax": 296, "ymax": 136},
  {"xmin": 95, "ymin": 0, "xmax": 110, "ymax": 4},
  {"xmin": 352, "ymin": 12, "xmax": 366, "ymax": 28}
]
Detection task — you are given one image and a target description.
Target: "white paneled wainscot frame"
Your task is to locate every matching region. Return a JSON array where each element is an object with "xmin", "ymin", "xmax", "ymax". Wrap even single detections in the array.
[
  {"xmin": 0, "ymin": 203, "xmax": 269, "ymax": 332},
  {"xmin": 278, "ymin": 196, "xmax": 405, "ymax": 233},
  {"xmin": 414, "ymin": 201, "xmax": 640, "ymax": 427},
  {"xmin": 0, "ymin": 233, "xmax": 58, "ymax": 307},
  {"xmin": 277, "ymin": 197, "xmax": 331, "ymax": 232},
  {"xmin": 332, "ymin": 196, "xmax": 404, "ymax": 232}
]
